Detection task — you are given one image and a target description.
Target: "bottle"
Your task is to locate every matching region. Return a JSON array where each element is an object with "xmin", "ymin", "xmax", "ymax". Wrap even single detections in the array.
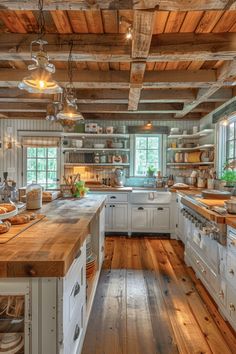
[
  {"xmin": 94, "ymin": 153, "xmax": 100, "ymax": 163},
  {"xmin": 26, "ymin": 182, "xmax": 42, "ymax": 210}
]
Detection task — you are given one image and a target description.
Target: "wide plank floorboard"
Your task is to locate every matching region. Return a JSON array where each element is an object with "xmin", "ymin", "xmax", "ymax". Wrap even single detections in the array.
[{"xmin": 82, "ymin": 237, "xmax": 236, "ymax": 354}]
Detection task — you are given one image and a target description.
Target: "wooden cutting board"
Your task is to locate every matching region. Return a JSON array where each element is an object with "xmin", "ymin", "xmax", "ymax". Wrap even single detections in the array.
[
  {"xmin": 196, "ymin": 198, "xmax": 227, "ymax": 207},
  {"xmin": 0, "ymin": 214, "xmax": 45, "ymax": 244}
]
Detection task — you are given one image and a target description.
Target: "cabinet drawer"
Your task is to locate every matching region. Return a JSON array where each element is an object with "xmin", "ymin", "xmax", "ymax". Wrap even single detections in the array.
[
  {"xmin": 64, "ymin": 302, "xmax": 85, "ymax": 354},
  {"xmin": 226, "ymin": 252, "xmax": 236, "ymax": 289},
  {"xmin": 227, "ymin": 232, "xmax": 236, "ymax": 255},
  {"xmin": 226, "ymin": 283, "xmax": 236, "ymax": 325},
  {"xmin": 106, "ymin": 193, "xmax": 128, "ymax": 203}
]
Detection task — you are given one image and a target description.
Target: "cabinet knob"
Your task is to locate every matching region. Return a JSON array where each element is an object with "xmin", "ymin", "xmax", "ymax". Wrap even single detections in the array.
[
  {"xmin": 110, "ymin": 196, "xmax": 116, "ymax": 199},
  {"xmin": 138, "ymin": 207, "xmax": 144, "ymax": 210},
  {"xmin": 73, "ymin": 324, "xmax": 80, "ymax": 341},
  {"xmin": 229, "ymin": 269, "xmax": 234, "ymax": 275},
  {"xmin": 157, "ymin": 207, "xmax": 163, "ymax": 211},
  {"xmin": 229, "ymin": 303, "xmax": 236, "ymax": 312},
  {"xmin": 28, "ymin": 267, "xmax": 36, "ymax": 276},
  {"xmin": 73, "ymin": 282, "xmax": 80, "ymax": 297},
  {"xmin": 196, "ymin": 260, "xmax": 200, "ymax": 264},
  {"xmin": 218, "ymin": 290, "xmax": 224, "ymax": 298}
]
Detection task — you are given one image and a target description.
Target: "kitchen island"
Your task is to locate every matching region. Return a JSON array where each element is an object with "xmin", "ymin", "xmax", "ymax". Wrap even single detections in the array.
[{"xmin": 0, "ymin": 195, "xmax": 106, "ymax": 354}]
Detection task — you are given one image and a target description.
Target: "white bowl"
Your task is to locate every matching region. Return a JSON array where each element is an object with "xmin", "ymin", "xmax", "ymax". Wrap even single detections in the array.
[{"xmin": 93, "ymin": 143, "xmax": 105, "ymax": 148}]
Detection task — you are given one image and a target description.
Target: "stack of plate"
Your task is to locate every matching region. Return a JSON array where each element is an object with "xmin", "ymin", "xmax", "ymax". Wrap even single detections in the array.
[
  {"xmin": 0, "ymin": 333, "xmax": 24, "ymax": 354},
  {"xmin": 86, "ymin": 235, "xmax": 96, "ymax": 279}
]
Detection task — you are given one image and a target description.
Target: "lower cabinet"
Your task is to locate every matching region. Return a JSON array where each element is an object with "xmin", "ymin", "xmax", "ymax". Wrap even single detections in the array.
[
  {"xmin": 105, "ymin": 203, "xmax": 128, "ymax": 232},
  {"xmin": 131, "ymin": 205, "xmax": 170, "ymax": 232}
]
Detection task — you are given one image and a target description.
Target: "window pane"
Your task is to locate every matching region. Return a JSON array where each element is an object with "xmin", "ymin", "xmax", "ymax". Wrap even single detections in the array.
[
  {"xmin": 136, "ymin": 137, "xmax": 147, "ymax": 149},
  {"xmin": 48, "ymin": 148, "xmax": 57, "ymax": 158},
  {"xmin": 27, "ymin": 171, "xmax": 36, "ymax": 184},
  {"xmin": 135, "ymin": 150, "xmax": 147, "ymax": 175},
  {"xmin": 227, "ymin": 141, "xmax": 234, "ymax": 159},
  {"xmin": 228, "ymin": 123, "xmax": 234, "ymax": 140},
  {"xmin": 27, "ymin": 148, "xmax": 36, "ymax": 158},
  {"xmin": 37, "ymin": 148, "xmax": 46, "ymax": 158},
  {"xmin": 37, "ymin": 159, "xmax": 46, "ymax": 171},
  {"xmin": 27, "ymin": 158, "xmax": 36, "ymax": 170},
  {"xmin": 48, "ymin": 171, "xmax": 57, "ymax": 182},
  {"xmin": 147, "ymin": 150, "xmax": 159, "ymax": 165},
  {"xmin": 148, "ymin": 137, "xmax": 159, "ymax": 149},
  {"xmin": 48, "ymin": 159, "xmax": 57, "ymax": 171},
  {"xmin": 37, "ymin": 171, "xmax": 47, "ymax": 184}
]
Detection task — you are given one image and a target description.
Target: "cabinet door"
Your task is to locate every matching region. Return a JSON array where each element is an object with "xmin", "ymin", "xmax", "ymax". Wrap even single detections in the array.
[
  {"xmin": 149, "ymin": 207, "xmax": 170, "ymax": 231},
  {"xmin": 131, "ymin": 206, "xmax": 149, "ymax": 231},
  {"xmin": 105, "ymin": 204, "xmax": 113, "ymax": 231},
  {"xmin": 178, "ymin": 207, "xmax": 185, "ymax": 242},
  {"xmin": 99, "ymin": 206, "xmax": 105, "ymax": 265},
  {"xmin": 112, "ymin": 204, "xmax": 128, "ymax": 231}
]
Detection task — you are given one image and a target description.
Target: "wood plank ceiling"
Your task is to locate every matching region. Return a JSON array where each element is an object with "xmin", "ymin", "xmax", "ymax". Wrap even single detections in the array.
[{"xmin": 0, "ymin": 1, "xmax": 236, "ymax": 121}]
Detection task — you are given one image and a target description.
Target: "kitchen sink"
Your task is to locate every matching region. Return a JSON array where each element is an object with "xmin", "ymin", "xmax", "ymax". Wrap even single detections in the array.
[{"xmin": 130, "ymin": 191, "xmax": 172, "ymax": 204}]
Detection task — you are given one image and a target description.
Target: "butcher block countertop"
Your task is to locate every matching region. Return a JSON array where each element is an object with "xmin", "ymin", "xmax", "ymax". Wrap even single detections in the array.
[
  {"xmin": 176, "ymin": 189, "xmax": 236, "ymax": 224},
  {"xmin": 0, "ymin": 195, "xmax": 106, "ymax": 278}
]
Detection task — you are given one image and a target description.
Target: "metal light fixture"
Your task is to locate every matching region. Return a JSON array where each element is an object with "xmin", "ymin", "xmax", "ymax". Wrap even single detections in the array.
[
  {"xmin": 220, "ymin": 116, "xmax": 229, "ymax": 126},
  {"xmin": 146, "ymin": 121, "xmax": 153, "ymax": 127},
  {"xmin": 45, "ymin": 94, "xmax": 63, "ymax": 121},
  {"xmin": 18, "ymin": 0, "xmax": 62, "ymax": 94},
  {"xmin": 57, "ymin": 41, "xmax": 84, "ymax": 121},
  {"xmin": 126, "ymin": 25, "xmax": 133, "ymax": 40}
]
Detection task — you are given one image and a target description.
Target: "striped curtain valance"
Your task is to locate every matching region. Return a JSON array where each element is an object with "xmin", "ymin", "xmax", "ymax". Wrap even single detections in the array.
[{"xmin": 21, "ymin": 136, "xmax": 60, "ymax": 148}]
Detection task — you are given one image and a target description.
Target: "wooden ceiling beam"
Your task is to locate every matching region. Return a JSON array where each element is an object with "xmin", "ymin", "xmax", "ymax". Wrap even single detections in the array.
[
  {"xmin": 2, "ymin": 33, "xmax": 236, "ymax": 62},
  {"xmin": 0, "ymin": 69, "xmax": 219, "ymax": 89},
  {"xmin": 1, "ymin": 0, "xmax": 235, "ymax": 10},
  {"xmin": 128, "ymin": 10, "xmax": 154, "ymax": 111},
  {"xmin": 175, "ymin": 60, "xmax": 236, "ymax": 118}
]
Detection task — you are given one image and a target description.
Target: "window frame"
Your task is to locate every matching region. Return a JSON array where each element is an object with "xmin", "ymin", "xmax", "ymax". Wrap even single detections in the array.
[
  {"xmin": 217, "ymin": 113, "xmax": 236, "ymax": 177},
  {"xmin": 23, "ymin": 146, "xmax": 60, "ymax": 189},
  {"xmin": 132, "ymin": 134, "xmax": 165, "ymax": 177}
]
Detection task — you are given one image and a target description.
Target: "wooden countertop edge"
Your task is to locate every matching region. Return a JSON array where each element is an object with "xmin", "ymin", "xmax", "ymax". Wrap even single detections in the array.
[{"xmin": 226, "ymin": 218, "xmax": 236, "ymax": 229}]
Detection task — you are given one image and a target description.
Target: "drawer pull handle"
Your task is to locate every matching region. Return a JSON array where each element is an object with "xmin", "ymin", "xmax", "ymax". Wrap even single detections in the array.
[
  {"xmin": 157, "ymin": 207, "xmax": 163, "ymax": 210},
  {"xmin": 110, "ymin": 196, "xmax": 116, "ymax": 199},
  {"xmin": 229, "ymin": 303, "xmax": 236, "ymax": 312},
  {"xmin": 229, "ymin": 269, "xmax": 234, "ymax": 275},
  {"xmin": 75, "ymin": 249, "xmax": 82, "ymax": 260},
  {"xmin": 138, "ymin": 207, "xmax": 144, "ymax": 210},
  {"xmin": 28, "ymin": 268, "xmax": 36, "ymax": 276},
  {"xmin": 73, "ymin": 282, "xmax": 80, "ymax": 297},
  {"xmin": 73, "ymin": 324, "xmax": 80, "ymax": 341}
]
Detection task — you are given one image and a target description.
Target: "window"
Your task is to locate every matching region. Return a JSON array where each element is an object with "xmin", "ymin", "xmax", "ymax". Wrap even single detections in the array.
[
  {"xmin": 25, "ymin": 147, "xmax": 59, "ymax": 189},
  {"xmin": 134, "ymin": 135, "xmax": 162, "ymax": 176},
  {"xmin": 226, "ymin": 121, "xmax": 236, "ymax": 166}
]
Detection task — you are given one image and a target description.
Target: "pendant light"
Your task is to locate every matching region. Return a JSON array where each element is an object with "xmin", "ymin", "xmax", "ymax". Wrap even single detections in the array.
[
  {"xmin": 18, "ymin": 0, "xmax": 62, "ymax": 94},
  {"xmin": 57, "ymin": 41, "xmax": 84, "ymax": 121}
]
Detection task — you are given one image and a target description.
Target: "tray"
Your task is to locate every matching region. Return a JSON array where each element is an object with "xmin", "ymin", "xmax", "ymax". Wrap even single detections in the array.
[{"xmin": 201, "ymin": 190, "xmax": 231, "ymax": 200}]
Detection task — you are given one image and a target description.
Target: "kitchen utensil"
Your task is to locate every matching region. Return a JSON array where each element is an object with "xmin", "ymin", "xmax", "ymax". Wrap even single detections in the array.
[
  {"xmin": 85, "ymin": 123, "xmax": 98, "ymax": 133},
  {"xmin": 207, "ymin": 179, "xmax": 215, "ymax": 189},
  {"xmin": 185, "ymin": 177, "xmax": 197, "ymax": 186},
  {"xmin": 201, "ymin": 190, "xmax": 232, "ymax": 199},
  {"xmin": 224, "ymin": 200, "xmax": 236, "ymax": 214},
  {"xmin": 197, "ymin": 177, "xmax": 206, "ymax": 188},
  {"xmin": 112, "ymin": 155, "xmax": 122, "ymax": 163}
]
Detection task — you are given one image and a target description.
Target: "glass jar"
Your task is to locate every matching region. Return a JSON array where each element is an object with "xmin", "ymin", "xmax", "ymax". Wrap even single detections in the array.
[
  {"xmin": 26, "ymin": 182, "xmax": 42, "ymax": 210},
  {"xmin": 94, "ymin": 153, "xmax": 100, "ymax": 163}
]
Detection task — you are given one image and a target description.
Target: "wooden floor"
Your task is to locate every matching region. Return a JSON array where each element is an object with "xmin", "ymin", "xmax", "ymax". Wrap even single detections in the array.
[{"xmin": 82, "ymin": 237, "xmax": 236, "ymax": 354}]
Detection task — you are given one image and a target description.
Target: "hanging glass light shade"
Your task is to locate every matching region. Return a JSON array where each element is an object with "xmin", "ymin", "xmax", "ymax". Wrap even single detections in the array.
[
  {"xmin": 57, "ymin": 41, "xmax": 84, "ymax": 121},
  {"xmin": 18, "ymin": 0, "xmax": 62, "ymax": 94},
  {"xmin": 18, "ymin": 39, "xmax": 62, "ymax": 94}
]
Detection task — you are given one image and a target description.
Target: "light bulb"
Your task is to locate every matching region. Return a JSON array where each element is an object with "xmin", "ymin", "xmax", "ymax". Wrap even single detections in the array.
[
  {"xmin": 221, "ymin": 117, "xmax": 228, "ymax": 126},
  {"xmin": 126, "ymin": 26, "xmax": 132, "ymax": 40},
  {"xmin": 38, "ymin": 80, "xmax": 46, "ymax": 89}
]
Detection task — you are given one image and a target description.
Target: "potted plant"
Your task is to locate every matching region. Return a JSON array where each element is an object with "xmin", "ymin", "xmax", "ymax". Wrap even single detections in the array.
[
  {"xmin": 74, "ymin": 180, "xmax": 89, "ymax": 197},
  {"xmin": 146, "ymin": 165, "xmax": 156, "ymax": 177},
  {"xmin": 221, "ymin": 162, "xmax": 236, "ymax": 192}
]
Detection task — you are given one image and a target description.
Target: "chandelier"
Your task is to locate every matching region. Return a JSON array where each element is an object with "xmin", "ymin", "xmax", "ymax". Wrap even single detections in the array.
[{"xmin": 18, "ymin": 0, "xmax": 62, "ymax": 94}]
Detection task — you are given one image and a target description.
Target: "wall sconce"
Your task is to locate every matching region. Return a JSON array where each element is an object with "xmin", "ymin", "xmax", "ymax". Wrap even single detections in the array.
[{"xmin": 220, "ymin": 116, "xmax": 229, "ymax": 126}]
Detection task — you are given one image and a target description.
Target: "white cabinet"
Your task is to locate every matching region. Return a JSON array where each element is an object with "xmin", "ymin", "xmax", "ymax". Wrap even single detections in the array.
[
  {"xmin": 131, "ymin": 206, "xmax": 149, "ymax": 231},
  {"xmin": 105, "ymin": 203, "xmax": 128, "ymax": 232},
  {"xmin": 131, "ymin": 205, "xmax": 170, "ymax": 232},
  {"xmin": 149, "ymin": 207, "xmax": 170, "ymax": 231}
]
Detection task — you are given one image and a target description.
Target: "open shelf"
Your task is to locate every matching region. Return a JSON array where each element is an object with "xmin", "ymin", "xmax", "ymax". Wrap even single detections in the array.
[
  {"xmin": 167, "ymin": 144, "xmax": 214, "ymax": 152},
  {"xmin": 64, "ymin": 163, "xmax": 130, "ymax": 166},
  {"xmin": 167, "ymin": 162, "xmax": 214, "ymax": 166},
  {"xmin": 61, "ymin": 133, "xmax": 129, "ymax": 139},
  {"xmin": 167, "ymin": 129, "xmax": 214, "ymax": 139},
  {"xmin": 62, "ymin": 148, "xmax": 130, "ymax": 152}
]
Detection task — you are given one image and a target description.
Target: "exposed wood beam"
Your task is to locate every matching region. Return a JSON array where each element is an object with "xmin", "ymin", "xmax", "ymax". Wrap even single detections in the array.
[
  {"xmin": 2, "ymin": 33, "xmax": 236, "ymax": 62},
  {"xmin": 175, "ymin": 60, "xmax": 236, "ymax": 118},
  {"xmin": 0, "ymin": 97, "xmax": 51, "ymax": 103},
  {"xmin": 129, "ymin": 10, "xmax": 154, "ymax": 111},
  {"xmin": 1, "ymin": 112, "xmax": 202, "ymax": 121},
  {"xmin": 1, "ymin": 0, "xmax": 236, "ymax": 10},
  {"xmin": 0, "ymin": 69, "xmax": 219, "ymax": 89}
]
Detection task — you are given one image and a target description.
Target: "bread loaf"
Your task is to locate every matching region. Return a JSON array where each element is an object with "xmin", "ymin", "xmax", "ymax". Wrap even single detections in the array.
[
  {"xmin": 8, "ymin": 214, "xmax": 31, "ymax": 225},
  {"xmin": 0, "ymin": 203, "xmax": 16, "ymax": 212},
  {"xmin": 0, "ymin": 221, "xmax": 11, "ymax": 234}
]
